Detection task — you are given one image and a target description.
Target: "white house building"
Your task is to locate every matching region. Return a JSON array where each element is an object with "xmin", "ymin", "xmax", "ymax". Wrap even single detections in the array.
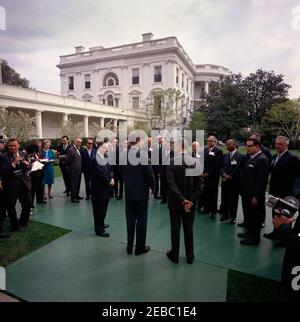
[{"xmin": 57, "ymin": 33, "xmax": 230, "ymax": 119}]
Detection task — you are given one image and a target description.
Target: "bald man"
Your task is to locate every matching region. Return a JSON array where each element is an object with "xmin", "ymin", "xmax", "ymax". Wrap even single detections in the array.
[
  {"xmin": 220, "ymin": 139, "xmax": 245, "ymax": 224},
  {"xmin": 201, "ymin": 136, "xmax": 223, "ymax": 219}
]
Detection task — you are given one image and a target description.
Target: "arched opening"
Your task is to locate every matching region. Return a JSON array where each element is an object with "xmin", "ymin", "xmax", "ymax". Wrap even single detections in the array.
[{"xmin": 103, "ymin": 72, "xmax": 119, "ymax": 87}]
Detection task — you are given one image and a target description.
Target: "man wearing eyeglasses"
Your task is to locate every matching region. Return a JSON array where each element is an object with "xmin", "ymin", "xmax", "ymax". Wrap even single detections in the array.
[{"xmin": 239, "ymin": 138, "xmax": 269, "ymax": 245}]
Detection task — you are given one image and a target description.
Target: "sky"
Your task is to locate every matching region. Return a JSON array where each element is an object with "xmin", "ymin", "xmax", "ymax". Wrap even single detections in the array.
[{"xmin": 0, "ymin": 0, "xmax": 300, "ymax": 98}]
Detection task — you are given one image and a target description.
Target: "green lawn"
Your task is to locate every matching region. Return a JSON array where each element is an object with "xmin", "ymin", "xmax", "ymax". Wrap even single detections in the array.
[
  {"xmin": 227, "ymin": 269, "xmax": 299, "ymax": 302},
  {"xmin": 0, "ymin": 221, "xmax": 70, "ymax": 267}
]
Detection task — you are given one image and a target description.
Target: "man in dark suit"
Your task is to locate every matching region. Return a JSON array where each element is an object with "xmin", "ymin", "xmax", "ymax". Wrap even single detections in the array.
[
  {"xmin": 81, "ymin": 138, "xmax": 96, "ymax": 200},
  {"xmin": 220, "ymin": 139, "xmax": 245, "ymax": 224},
  {"xmin": 264, "ymin": 135, "xmax": 300, "ymax": 242},
  {"xmin": 90, "ymin": 142, "xmax": 114, "ymax": 237},
  {"xmin": 0, "ymin": 139, "xmax": 9, "ymax": 238},
  {"xmin": 57, "ymin": 136, "xmax": 71, "ymax": 196},
  {"xmin": 111, "ymin": 138, "xmax": 123, "ymax": 200},
  {"xmin": 0, "ymin": 138, "xmax": 32, "ymax": 231},
  {"xmin": 247, "ymin": 133, "xmax": 272, "ymax": 228},
  {"xmin": 152, "ymin": 135, "xmax": 163, "ymax": 199},
  {"xmin": 66, "ymin": 137, "xmax": 83, "ymax": 203},
  {"xmin": 167, "ymin": 139, "xmax": 203, "ymax": 264},
  {"xmin": 239, "ymin": 138, "xmax": 269, "ymax": 245},
  {"xmin": 201, "ymin": 136, "xmax": 223, "ymax": 219},
  {"xmin": 121, "ymin": 136, "xmax": 155, "ymax": 256}
]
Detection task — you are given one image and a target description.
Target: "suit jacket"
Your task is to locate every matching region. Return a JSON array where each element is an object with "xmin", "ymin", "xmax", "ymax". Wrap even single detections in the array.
[
  {"xmin": 81, "ymin": 148, "xmax": 96, "ymax": 174},
  {"xmin": 121, "ymin": 148, "xmax": 155, "ymax": 200},
  {"xmin": 167, "ymin": 153, "xmax": 203, "ymax": 211},
  {"xmin": 57, "ymin": 144, "xmax": 71, "ymax": 167},
  {"xmin": 90, "ymin": 154, "xmax": 112, "ymax": 198},
  {"xmin": 0, "ymin": 151, "xmax": 32, "ymax": 192},
  {"xmin": 220, "ymin": 151, "xmax": 245, "ymax": 182},
  {"xmin": 240, "ymin": 152, "xmax": 269, "ymax": 198},
  {"xmin": 204, "ymin": 146, "xmax": 223, "ymax": 180},
  {"xmin": 269, "ymin": 151, "xmax": 300, "ymax": 198},
  {"xmin": 66, "ymin": 145, "xmax": 82, "ymax": 174}
]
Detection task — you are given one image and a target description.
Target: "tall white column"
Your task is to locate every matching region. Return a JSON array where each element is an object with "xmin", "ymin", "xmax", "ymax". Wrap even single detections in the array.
[
  {"xmin": 63, "ymin": 113, "xmax": 69, "ymax": 124},
  {"xmin": 35, "ymin": 110, "xmax": 43, "ymax": 139},
  {"xmin": 205, "ymin": 81, "xmax": 209, "ymax": 95},
  {"xmin": 100, "ymin": 117, "xmax": 104, "ymax": 129},
  {"xmin": 0, "ymin": 59, "xmax": 3, "ymax": 84},
  {"xmin": 113, "ymin": 119, "xmax": 118, "ymax": 129},
  {"xmin": 84, "ymin": 115, "xmax": 89, "ymax": 137}
]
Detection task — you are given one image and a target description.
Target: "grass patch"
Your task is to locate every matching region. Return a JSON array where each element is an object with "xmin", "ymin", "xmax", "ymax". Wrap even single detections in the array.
[
  {"xmin": 227, "ymin": 269, "xmax": 299, "ymax": 302},
  {"xmin": 0, "ymin": 220, "xmax": 70, "ymax": 267}
]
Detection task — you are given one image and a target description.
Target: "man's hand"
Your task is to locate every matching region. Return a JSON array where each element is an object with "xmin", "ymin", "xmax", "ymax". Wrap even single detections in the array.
[
  {"xmin": 0, "ymin": 181, "xmax": 3, "ymax": 192},
  {"xmin": 13, "ymin": 155, "xmax": 23, "ymax": 166},
  {"xmin": 23, "ymin": 160, "xmax": 30, "ymax": 168},
  {"xmin": 182, "ymin": 199, "xmax": 193, "ymax": 213},
  {"xmin": 251, "ymin": 197, "xmax": 258, "ymax": 206},
  {"xmin": 273, "ymin": 214, "xmax": 296, "ymax": 230},
  {"xmin": 202, "ymin": 173, "xmax": 208, "ymax": 178},
  {"xmin": 109, "ymin": 179, "xmax": 115, "ymax": 186}
]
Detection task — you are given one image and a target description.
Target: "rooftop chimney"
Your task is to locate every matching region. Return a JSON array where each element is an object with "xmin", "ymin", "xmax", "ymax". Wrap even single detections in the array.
[
  {"xmin": 142, "ymin": 32, "xmax": 153, "ymax": 42},
  {"xmin": 75, "ymin": 46, "xmax": 85, "ymax": 54}
]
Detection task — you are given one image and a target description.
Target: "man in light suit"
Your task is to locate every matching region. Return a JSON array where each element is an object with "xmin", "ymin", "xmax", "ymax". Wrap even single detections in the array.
[
  {"xmin": 81, "ymin": 138, "xmax": 96, "ymax": 200},
  {"xmin": 66, "ymin": 137, "xmax": 83, "ymax": 203}
]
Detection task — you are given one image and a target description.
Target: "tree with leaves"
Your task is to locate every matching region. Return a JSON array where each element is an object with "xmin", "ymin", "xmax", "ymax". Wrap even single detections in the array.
[
  {"xmin": 243, "ymin": 69, "xmax": 290, "ymax": 127},
  {"xmin": 60, "ymin": 119, "xmax": 84, "ymax": 142},
  {"xmin": 1, "ymin": 60, "xmax": 30, "ymax": 88},
  {"xmin": 260, "ymin": 99, "xmax": 300, "ymax": 146},
  {"xmin": 0, "ymin": 109, "xmax": 34, "ymax": 142},
  {"xmin": 142, "ymin": 88, "xmax": 184, "ymax": 129}
]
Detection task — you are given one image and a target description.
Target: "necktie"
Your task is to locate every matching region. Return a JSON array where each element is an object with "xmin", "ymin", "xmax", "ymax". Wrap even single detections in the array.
[{"xmin": 274, "ymin": 154, "xmax": 281, "ymax": 166}]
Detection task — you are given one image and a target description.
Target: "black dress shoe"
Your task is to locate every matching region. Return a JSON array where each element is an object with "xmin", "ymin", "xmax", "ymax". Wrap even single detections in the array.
[
  {"xmin": 263, "ymin": 232, "xmax": 278, "ymax": 240},
  {"xmin": 0, "ymin": 233, "xmax": 10, "ymax": 239},
  {"xmin": 220, "ymin": 216, "xmax": 229, "ymax": 221},
  {"xmin": 187, "ymin": 256, "xmax": 194, "ymax": 264},
  {"xmin": 238, "ymin": 232, "xmax": 251, "ymax": 238},
  {"xmin": 135, "ymin": 246, "xmax": 150, "ymax": 256},
  {"xmin": 71, "ymin": 199, "xmax": 79, "ymax": 203},
  {"xmin": 97, "ymin": 232, "xmax": 110, "ymax": 237},
  {"xmin": 166, "ymin": 250, "xmax": 178, "ymax": 263},
  {"xmin": 63, "ymin": 190, "xmax": 66, "ymax": 193},
  {"xmin": 230, "ymin": 219, "xmax": 237, "ymax": 225},
  {"xmin": 127, "ymin": 247, "xmax": 132, "ymax": 255},
  {"xmin": 240, "ymin": 239, "xmax": 259, "ymax": 246},
  {"xmin": 237, "ymin": 222, "xmax": 247, "ymax": 228},
  {"xmin": 66, "ymin": 192, "xmax": 71, "ymax": 197},
  {"xmin": 85, "ymin": 197, "xmax": 90, "ymax": 200},
  {"xmin": 77, "ymin": 196, "xmax": 84, "ymax": 200},
  {"xmin": 104, "ymin": 224, "xmax": 110, "ymax": 228}
]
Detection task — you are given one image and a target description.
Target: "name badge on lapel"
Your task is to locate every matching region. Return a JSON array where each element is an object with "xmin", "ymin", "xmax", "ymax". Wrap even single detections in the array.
[
  {"xmin": 209, "ymin": 151, "xmax": 215, "ymax": 156},
  {"xmin": 231, "ymin": 160, "xmax": 237, "ymax": 165}
]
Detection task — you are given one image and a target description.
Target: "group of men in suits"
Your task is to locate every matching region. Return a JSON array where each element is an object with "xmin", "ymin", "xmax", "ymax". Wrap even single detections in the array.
[{"xmin": 196, "ymin": 134, "xmax": 300, "ymax": 247}]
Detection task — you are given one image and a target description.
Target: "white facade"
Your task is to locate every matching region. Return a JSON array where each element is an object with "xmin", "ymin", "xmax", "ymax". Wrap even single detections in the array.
[
  {"xmin": 57, "ymin": 33, "xmax": 230, "ymax": 120},
  {"xmin": 0, "ymin": 84, "xmax": 146, "ymax": 139}
]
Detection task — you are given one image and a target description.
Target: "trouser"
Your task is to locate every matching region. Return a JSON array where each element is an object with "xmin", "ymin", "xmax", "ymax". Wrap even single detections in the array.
[
  {"xmin": 153, "ymin": 166, "xmax": 160, "ymax": 197},
  {"xmin": 6, "ymin": 183, "xmax": 32, "ymax": 230},
  {"xmin": 31, "ymin": 170, "xmax": 44, "ymax": 205},
  {"xmin": 169, "ymin": 209, "xmax": 195, "ymax": 260},
  {"xmin": 125, "ymin": 198, "xmax": 148, "ymax": 251},
  {"xmin": 91, "ymin": 195, "xmax": 109, "ymax": 234},
  {"xmin": 113, "ymin": 176, "xmax": 124, "ymax": 198},
  {"xmin": 60, "ymin": 165, "xmax": 70, "ymax": 193},
  {"xmin": 202, "ymin": 177, "xmax": 219, "ymax": 214},
  {"xmin": 241, "ymin": 195, "xmax": 263, "ymax": 242},
  {"xmin": 83, "ymin": 172, "xmax": 91, "ymax": 199},
  {"xmin": 160, "ymin": 167, "xmax": 168, "ymax": 202},
  {"xmin": 220, "ymin": 180, "xmax": 239, "ymax": 219},
  {"xmin": 0, "ymin": 189, "xmax": 7, "ymax": 221},
  {"xmin": 69, "ymin": 172, "xmax": 81, "ymax": 201}
]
